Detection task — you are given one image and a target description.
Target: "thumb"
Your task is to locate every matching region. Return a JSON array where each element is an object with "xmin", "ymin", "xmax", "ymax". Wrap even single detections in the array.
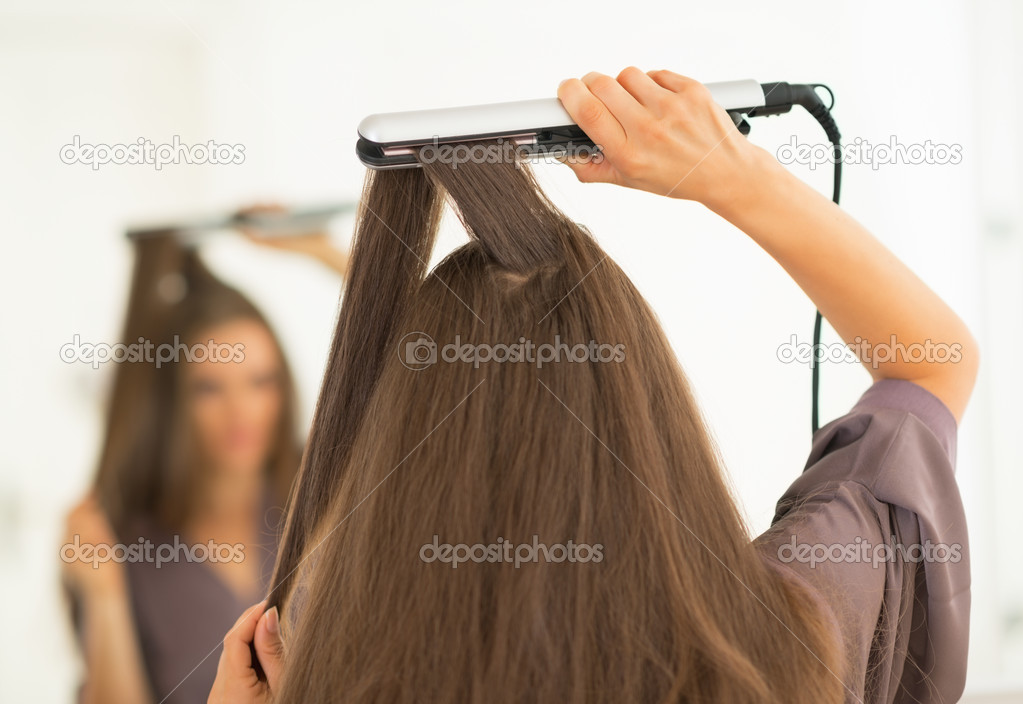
[{"xmin": 253, "ymin": 606, "xmax": 284, "ymax": 690}]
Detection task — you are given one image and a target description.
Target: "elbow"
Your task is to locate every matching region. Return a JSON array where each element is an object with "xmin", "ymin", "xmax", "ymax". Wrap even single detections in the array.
[
  {"xmin": 956, "ymin": 325, "xmax": 981, "ymax": 409},
  {"xmin": 905, "ymin": 323, "xmax": 980, "ymax": 425},
  {"xmin": 936, "ymin": 323, "xmax": 981, "ymax": 424}
]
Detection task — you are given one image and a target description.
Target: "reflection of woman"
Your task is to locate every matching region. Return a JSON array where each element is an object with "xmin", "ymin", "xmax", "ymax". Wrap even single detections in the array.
[
  {"xmin": 216, "ymin": 70, "xmax": 977, "ymax": 704},
  {"xmin": 61, "ymin": 223, "xmax": 346, "ymax": 704}
]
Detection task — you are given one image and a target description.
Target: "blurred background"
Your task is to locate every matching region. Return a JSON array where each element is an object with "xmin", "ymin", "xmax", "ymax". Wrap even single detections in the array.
[{"xmin": 1, "ymin": 0, "xmax": 1019, "ymax": 701}]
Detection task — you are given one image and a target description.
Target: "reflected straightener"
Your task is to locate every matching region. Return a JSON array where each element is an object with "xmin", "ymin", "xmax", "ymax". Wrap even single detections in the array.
[{"xmin": 125, "ymin": 204, "xmax": 357, "ymax": 241}]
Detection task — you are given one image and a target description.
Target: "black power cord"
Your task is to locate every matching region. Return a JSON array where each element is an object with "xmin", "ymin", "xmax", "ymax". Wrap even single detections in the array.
[
  {"xmin": 804, "ymin": 91, "xmax": 841, "ymax": 435},
  {"xmin": 746, "ymin": 83, "xmax": 842, "ymax": 435}
]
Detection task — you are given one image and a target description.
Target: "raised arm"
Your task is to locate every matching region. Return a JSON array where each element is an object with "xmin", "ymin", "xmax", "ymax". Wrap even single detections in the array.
[{"xmin": 557, "ymin": 67, "xmax": 979, "ymax": 423}]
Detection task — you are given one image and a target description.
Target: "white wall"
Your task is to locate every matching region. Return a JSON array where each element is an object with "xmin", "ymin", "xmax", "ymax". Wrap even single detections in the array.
[{"xmin": 1, "ymin": 0, "xmax": 1018, "ymax": 700}]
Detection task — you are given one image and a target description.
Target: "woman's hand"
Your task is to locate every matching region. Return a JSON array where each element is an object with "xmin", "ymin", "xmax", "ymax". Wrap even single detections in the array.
[
  {"xmin": 61, "ymin": 493, "xmax": 127, "ymax": 599},
  {"xmin": 63, "ymin": 494, "xmax": 157, "ymax": 704},
  {"xmin": 208, "ymin": 601, "xmax": 284, "ymax": 704},
  {"xmin": 556, "ymin": 67, "xmax": 767, "ymax": 209},
  {"xmin": 235, "ymin": 203, "xmax": 349, "ymax": 277}
]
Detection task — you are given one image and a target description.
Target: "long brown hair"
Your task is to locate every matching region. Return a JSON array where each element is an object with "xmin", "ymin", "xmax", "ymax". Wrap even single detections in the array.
[
  {"xmin": 266, "ymin": 147, "xmax": 846, "ymax": 703},
  {"xmin": 94, "ymin": 234, "xmax": 300, "ymax": 535}
]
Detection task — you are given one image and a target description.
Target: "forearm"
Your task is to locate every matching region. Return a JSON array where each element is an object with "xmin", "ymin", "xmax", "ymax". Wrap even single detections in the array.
[
  {"xmin": 315, "ymin": 244, "xmax": 349, "ymax": 277},
  {"xmin": 78, "ymin": 585, "xmax": 154, "ymax": 704},
  {"xmin": 553, "ymin": 67, "xmax": 978, "ymax": 420},
  {"xmin": 706, "ymin": 146, "xmax": 979, "ymax": 420}
]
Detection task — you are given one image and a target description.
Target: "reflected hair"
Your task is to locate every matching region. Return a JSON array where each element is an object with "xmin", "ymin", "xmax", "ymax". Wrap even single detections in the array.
[{"xmin": 93, "ymin": 235, "xmax": 300, "ymax": 535}]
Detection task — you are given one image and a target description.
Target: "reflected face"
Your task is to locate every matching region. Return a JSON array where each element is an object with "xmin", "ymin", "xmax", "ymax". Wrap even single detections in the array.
[{"xmin": 184, "ymin": 317, "xmax": 284, "ymax": 476}]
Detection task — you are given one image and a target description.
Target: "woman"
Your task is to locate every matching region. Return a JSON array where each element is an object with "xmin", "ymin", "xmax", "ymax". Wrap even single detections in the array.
[
  {"xmin": 214, "ymin": 69, "xmax": 977, "ymax": 703},
  {"xmin": 61, "ymin": 222, "xmax": 348, "ymax": 704}
]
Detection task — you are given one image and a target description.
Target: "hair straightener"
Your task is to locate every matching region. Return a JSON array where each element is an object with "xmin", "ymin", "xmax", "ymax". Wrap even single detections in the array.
[
  {"xmin": 354, "ymin": 79, "xmax": 842, "ymax": 436},
  {"xmin": 356, "ymin": 80, "xmax": 837, "ymax": 169}
]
